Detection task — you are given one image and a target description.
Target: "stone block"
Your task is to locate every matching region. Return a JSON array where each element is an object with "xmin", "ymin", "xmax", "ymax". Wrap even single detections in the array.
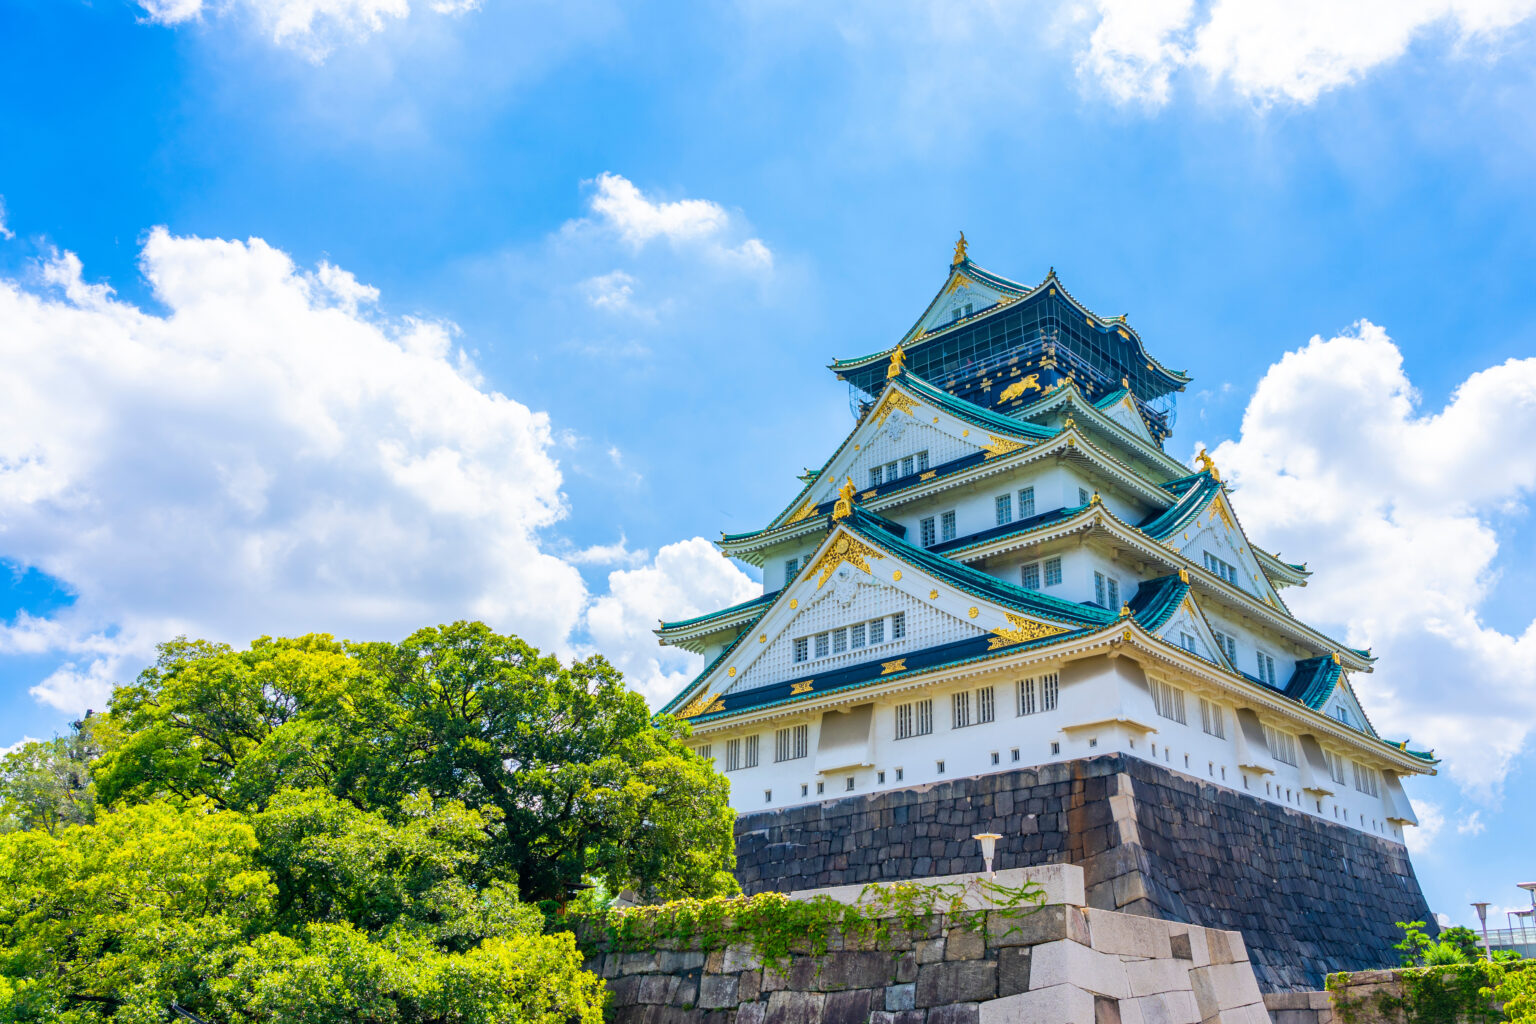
[
  {"xmin": 1174, "ymin": 929, "xmax": 1211, "ymax": 968},
  {"xmin": 1124, "ymin": 958, "xmax": 1192, "ymax": 998},
  {"xmin": 698, "ymin": 974, "xmax": 738, "ymax": 1010},
  {"xmin": 1029, "ymin": 939, "xmax": 1130, "ymax": 1000},
  {"xmin": 739, "ymin": 970, "xmax": 762, "ymax": 1003},
  {"xmin": 1098, "ymin": 996, "xmax": 1124, "ymax": 1024},
  {"xmin": 1084, "ymin": 909, "xmax": 1174, "ymax": 958},
  {"xmin": 986, "ymin": 905, "xmax": 1089, "ymax": 948},
  {"xmin": 981, "ymin": 984, "xmax": 1097, "ymax": 1024},
  {"xmin": 620, "ymin": 952, "xmax": 661, "ymax": 975},
  {"xmin": 822, "ymin": 989, "xmax": 876, "ymax": 1024},
  {"xmin": 928, "ymin": 1004, "xmax": 982, "ymax": 1024},
  {"xmin": 915, "ymin": 960, "xmax": 998, "ymax": 1007},
  {"xmin": 894, "ymin": 953, "xmax": 918, "ymax": 984},
  {"xmin": 723, "ymin": 945, "xmax": 764, "ymax": 973},
  {"xmin": 945, "ymin": 927, "xmax": 986, "ymax": 961},
  {"xmin": 637, "ymin": 974, "xmax": 684, "ymax": 1005},
  {"xmin": 998, "ymin": 947, "xmax": 1031, "ymax": 997},
  {"xmin": 764, "ymin": 990, "xmax": 825, "ymax": 1024},
  {"xmin": 886, "ymin": 983, "xmax": 916, "ymax": 1011},
  {"xmin": 817, "ymin": 951, "xmax": 896, "ymax": 991},
  {"xmin": 736, "ymin": 1001, "xmax": 766, "ymax": 1024},
  {"xmin": 1188, "ymin": 965, "xmax": 1261, "ymax": 1016},
  {"xmin": 762, "ymin": 958, "xmax": 816, "ymax": 992},
  {"xmin": 916, "ymin": 937, "xmax": 946, "ymax": 963},
  {"xmin": 870, "ymin": 1013, "xmax": 926, "ymax": 1024},
  {"xmin": 1113, "ymin": 872, "xmax": 1151, "ymax": 908},
  {"xmin": 660, "ymin": 951, "xmax": 707, "ymax": 972},
  {"xmin": 1129, "ymin": 991, "xmax": 1200, "ymax": 1024}
]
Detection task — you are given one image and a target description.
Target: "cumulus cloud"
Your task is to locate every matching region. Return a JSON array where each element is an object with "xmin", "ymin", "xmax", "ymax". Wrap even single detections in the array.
[
  {"xmin": 0, "ymin": 196, "xmax": 13, "ymax": 241},
  {"xmin": 1406, "ymin": 799, "xmax": 1445, "ymax": 854},
  {"xmin": 135, "ymin": 0, "xmax": 481, "ymax": 60},
  {"xmin": 1212, "ymin": 322, "xmax": 1536, "ymax": 795},
  {"xmin": 0, "ymin": 228, "xmax": 587, "ymax": 712},
  {"xmin": 582, "ymin": 173, "xmax": 774, "ymax": 274},
  {"xmin": 584, "ymin": 537, "xmax": 759, "ymax": 707},
  {"xmin": 1075, "ymin": 0, "xmax": 1536, "ymax": 105}
]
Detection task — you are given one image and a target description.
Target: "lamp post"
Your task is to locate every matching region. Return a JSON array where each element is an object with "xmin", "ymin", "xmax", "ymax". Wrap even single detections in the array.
[
  {"xmin": 972, "ymin": 833, "xmax": 1003, "ymax": 878},
  {"xmin": 1471, "ymin": 902, "xmax": 1492, "ymax": 962}
]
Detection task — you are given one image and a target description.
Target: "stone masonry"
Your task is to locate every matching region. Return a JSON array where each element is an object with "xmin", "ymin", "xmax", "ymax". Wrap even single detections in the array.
[
  {"xmin": 733, "ymin": 756, "xmax": 1433, "ymax": 992},
  {"xmin": 584, "ymin": 864, "xmax": 1273, "ymax": 1024}
]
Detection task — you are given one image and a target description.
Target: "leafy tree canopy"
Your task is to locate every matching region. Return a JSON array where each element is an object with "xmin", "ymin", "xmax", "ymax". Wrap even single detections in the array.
[{"xmin": 94, "ymin": 622, "xmax": 736, "ymax": 904}]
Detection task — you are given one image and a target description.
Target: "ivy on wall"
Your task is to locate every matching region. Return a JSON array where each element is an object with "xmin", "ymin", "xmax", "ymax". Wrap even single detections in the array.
[{"xmin": 1328, "ymin": 962, "xmax": 1536, "ymax": 1024}]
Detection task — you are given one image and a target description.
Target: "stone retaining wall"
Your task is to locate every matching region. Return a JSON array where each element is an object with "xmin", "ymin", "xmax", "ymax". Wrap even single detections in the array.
[
  {"xmin": 732, "ymin": 755, "xmax": 1433, "ymax": 992},
  {"xmin": 584, "ymin": 865, "xmax": 1272, "ymax": 1024}
]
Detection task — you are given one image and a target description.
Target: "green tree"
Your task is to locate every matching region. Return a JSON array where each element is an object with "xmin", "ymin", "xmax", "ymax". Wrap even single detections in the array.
[
  {"xmin": 0, "ymin": 713, "xmax": 115, "ymax": 834},
  {"xmin": 93, "ymin": 622, "xmax": 736, "ymax": 903}
]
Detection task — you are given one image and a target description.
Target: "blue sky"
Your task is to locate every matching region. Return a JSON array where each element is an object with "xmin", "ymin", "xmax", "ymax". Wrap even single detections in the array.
[{"xmin": 2, "ymin": 0, "xmax": 1535, "ymax": 929}]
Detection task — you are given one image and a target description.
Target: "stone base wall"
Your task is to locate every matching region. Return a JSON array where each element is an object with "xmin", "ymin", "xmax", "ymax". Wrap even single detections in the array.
[
  {"xmin": 584, "ymin": 865, "xmax": 1271, "ymax": 1024},
  {"xmin": 732, "ymin": 755, "xmax": 1433, "ymax": 992}
]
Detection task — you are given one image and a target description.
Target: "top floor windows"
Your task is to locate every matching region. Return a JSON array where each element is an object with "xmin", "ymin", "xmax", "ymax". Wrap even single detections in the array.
[
  {"xmin": 1018, "ymin": 486, "xmax": 1035, "ymax": 518},
  {"xmin": 869, "ymin": 452, "xmax": 928, "ymax": 489},
  {"xmin": 949, "ymin": 302, "xmax": 974, "ymax": 322},
  {"xmin": 1204, "ymin": 551, "xmax": 1239, "ymax": 585},
  {"xmin": 1332, "ymin": 704, "xmax": 1355, "ymax": 729},
  {"xmin": 920, "ymin": 517, "xmax": 937, "ymax": 548},
  {"xmin": 797, "ymin": 614, "xmax": 903, "ymax": 665},
  {"xmin": 941, "ymin": 510, "xmax": 957, "ymax": 542},
  {"xmin": 995, "ymin": 493, "xmax": 1012, "ymax": 525}
]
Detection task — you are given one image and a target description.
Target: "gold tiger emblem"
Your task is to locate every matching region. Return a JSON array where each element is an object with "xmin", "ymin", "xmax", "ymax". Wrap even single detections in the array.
[{"xmin": 997, "ymin": 373, "xmax": 1041, "ymax": 404}]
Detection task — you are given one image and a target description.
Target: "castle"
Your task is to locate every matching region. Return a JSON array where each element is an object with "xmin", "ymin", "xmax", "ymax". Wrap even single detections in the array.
[{"xmin": 657, "ymin": 238, "xmax": 1436, "ymax": 990}]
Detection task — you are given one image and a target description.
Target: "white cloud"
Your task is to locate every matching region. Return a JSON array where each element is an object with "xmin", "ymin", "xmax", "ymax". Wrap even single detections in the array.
[
  {"xmin": 0, "ymin": 196, "xmax": 13, "ymax": 241},
  {"xmin": 581, "ymin": 270, "xmax": 657, "ymax": 321},
  {"xmin": 0, "ymin": 228, "xmax": 588, "ymax": 713},
  {"xmin": 135, "ymin": 0, "xmax": 479, "ymax": 60},
  {"xmin": 1, "ymin": 736, "xmax": 42, "ymax": 757},
  {"xmin": 1458, "ymin": 810, "xmax": 1487, "ymax": 835},
  {"xmin": 1212, "ymin": 322, "xmax": 1536, "ymax": 796},
  {"xmin": 583, "ymin": 538, "xmax": 759, "ymax": 707},
  {"xmin": 582, "ymin": 173, "xmax": 773, "ymax": 275},
  {"xmin": 567, "ymin": 535, "xmax": 649, "ymax": 567},
  {"xmin": 1076, "ymin": 0, "xmax": 1536, "ymax": 105},
  {"xmin": 1407, "ymin": 799, "xmax": 1445, "ymax": 854}
]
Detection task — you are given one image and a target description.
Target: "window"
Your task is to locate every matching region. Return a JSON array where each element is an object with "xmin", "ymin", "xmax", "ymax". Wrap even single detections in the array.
[
  {"xmin": 1078, "ymin": 487, "xmax": 1090, "ymax": 505},
  {"xmin": 869, "ymin": 467, "xmax": 883, "ymax": 488},
  {"xmin": 832, "ymin": 628, "xmax": 848, "ymax": 654},
  {"xmin": 869, "ymin": 618, "xmax": 885, "ymax": 644},
  {"xmin": 696, "ymin": 744, "xmax": 712, "ymax": 760},
  {"xmin": 941, "ymin": 510, "xmax": 957, "ymax": 542},
  {"xmin": 1332, "ymin": 704, "xmax": 1354, "ymax": 728},
  {"xmin": 1044, "ymin": 557, "xmax": 1063, "ymax": 586},
  {"xmin": 846, "ymin": 776, "xmax": 855, "ymax": 791},
  {"xmin": 1018, "ymin": 486, "xmax": 1036, "ymax": 517},
  {"xmin": 895, "ymin": 767, "xmax": 904, "ymax": 781},
  {"xmin": 1256, "ymin": 651, "xmax": 1277, "ymax": 687},
  {"xmin": 1204, "ymin": 551, "xmax": 1238, "ymax": 585},
  {"xmin": 725, "ymin": 735, "xmax": 759, "ymax": 771},
  {"xmin": 1149, "ymin": 678, "xmax": 1187, "ymax": 724},
  {"xmin": 995, "ymin": 494, "xmax": 1012, "ymax": 525},
  {"xmin": 952, "ymin": 690, "xmax": 971, "ymax": 729},
  {"xmin": 886, "ymin": 461, "xmax": 899, "ymax": 481},
  {"xmin": 1094, "ymin": 572, "xmax": 1120, "ymax": 610},
  {"xmin": 1179, "ymin": 632, "xmax": 1197, "ymax": 653},
  {"xmin": 815, "ymin": 633, "xmax": 829, "ymax": 658},
  {"xmin": 891, "ymin": 612, "xmax": 906, "ymax": 639},
  {"xmin": 916, "ymin": 451, "xmax": 929, "ymax": 472},
  {"xmin": 977, "ymin": 686, "xmax": 996, "ymax": 724},
  {"xmin": 801, "ymin": 784, "xmax": 808, "ymax": 797},
  {"xmin": 895, "ymin": 699, "xmax": 933, "ymax": 739},
  {"xmin": 1011, "ymin": 748, "xmax": 1021, "ymax": 762},
  {"xmin": 775, "ymin": 725, "xmax": 808, "ymax": 762},
  {"xmin": 1352, "ymin": 761, "xmax": 1381, "ymax": 797},
  {"xmin": 765, "ymin": 790, "xmax": 772, "ymax": 803},
  {"xmin": 1199, "ymin": 698, "xmax": 1225, "ymax": 739},
  {"xmin": 1018, "ymin": 673, "xmax": 1058, "ymax": 715},
  {"xmin": 902, "ymin": 456, "xmax": 914, "ymax": 477},
  {"xmin": 1264, "ymin": 726, "xmax": 1298, "ymax": 767},
  {"xmin": 851, "ymin": 623, "xmax": 866, "ymax": 650},
  {"xmin": 785, "ymin": 557, "xmax": 799, "ymax": 581},
  {"xmin": 936, "ymin": 760, "xmax": 946, "ymax": 774},
  {"xmin": 878, "ymin": 770, "xmax": 886, "ymax": 784},
  {"xmin": 921, "ymin": 517, "xmax": 937, "ymax": 547},
  {"xmin": 1021, "ymin": 562, "xmax": 1041, "ymax": 590},
  {"xmin": 794, "ymin": 637, "xmax": 809, "ymax": 664},
  {"xmin": 817, "ymin": 781, "xmax": 824, "ymax": 794},
  {"xmin": 1212, "ymin": 630, "xmax": 1237, "ymax": 663},
  {"xmin": 1326, "ymin": 750, "xmax": 1348, "ymax": 786},
  {"xmin": 991, "ymin": 751, "xmax": 1000, "ymax": 765}
]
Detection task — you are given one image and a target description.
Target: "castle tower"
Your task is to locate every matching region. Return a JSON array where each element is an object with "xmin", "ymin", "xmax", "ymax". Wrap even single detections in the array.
[{"xmin": 657, "ymin": 242, "xmax": 1436, "ymax": 990}]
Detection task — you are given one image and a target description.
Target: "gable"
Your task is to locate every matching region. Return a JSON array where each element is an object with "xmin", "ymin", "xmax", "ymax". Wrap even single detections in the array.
[
  {"xmin": 1322, "ymin": 679, "xmax": 1376, "ymax": 737},
  {"xmin": 1157, "ymin": 597, "xmax": 1232, "ymax": 670},
  {"xmin": 912, "ymin": 270, "xmax": 1012, "ymax": 338},
  {"xmin": 1100, "ymin": 394, "xmax": 1155, "ymax": 444},
  {"xmin": 1173, "ymin": 495, "xmax": 1284, "ymax": 606}
]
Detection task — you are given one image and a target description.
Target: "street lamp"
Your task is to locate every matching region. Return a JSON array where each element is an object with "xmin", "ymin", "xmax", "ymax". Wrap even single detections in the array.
[
  {"xmin": 1471, "ymin": 902, "xmax": 1492, "ymax": 962},
  {"xmin": 972, "ymin": 833, "xmax": 1003, "ymax": 877}
]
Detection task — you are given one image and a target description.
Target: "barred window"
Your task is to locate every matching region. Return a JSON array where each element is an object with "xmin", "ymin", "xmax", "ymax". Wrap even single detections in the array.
[
  {"xmin": 941, "ymin": 510, "xmax": 957, "ymax": 541},
  {"xmin": 774, "ymin": 724, "xmax": 808, "ymax": 762},
  {"xmin": 832, "ymin": 628, "xmax": 848, "ymax": 654},
  {"xmin": 1204, "ymin": 551, "xmax": 1238, "ymax": 585},
  {"xmin": 952, "ymin": 690, "xmax": 971, "ymax": 729},
  {"xmin": 1326, "ymin": 751, "xmax": 1348, "ymax": 786},
  {"xmin": 996, "ymin": 494, "xmax": 1012, "ymax": 525},
  {"xmin": 1264, "ymin": 725, "xmax": 1298, "ymax": 766},
  {"xmin": 696, "ymin": 744, "xmax": 712, "ymax": 760},
  {"xmin": 1149, "ymin": 678, "xmax": 1187, "ymax": 724},
  {"xmin": 1078, "ymin": 487, "xmax": 1090, "ymax": 505},
  {"xmin": 902, "ymin": 456, "xmax": 914, "ymax": 477},
  {"xmin": 869, "ymin": 466, "xmax": 883, "ymax": 488},
  {"xmin": 869, "ymin": 618, "xmax": 885, "ymax": 644},
  {"xmin": 895, "ymin": 699, "xmax": 933, "ymax": 739},
  {"xmin": 886, "ymin": 461, "xmax": 899, "ymax": 481},
  {"xmin": 815, "ymin": 633, "xmax": 829, "ymax": 658},
  {"xmin": 1198, "ymin": 698, "xmax": 1225, "ymax": 739},
  {"xmin": 1019, "ymin": 677, "xmax": 1036, "ymax": 716},
  {"xmin": 891, "ymin": 612, "xmax": 906, "ymax": 639},
  {"xmin": 1352, "ymin": 761, "xmax": 1380, "ymax": 797},
  {"xmin": 1094, "ymin": 571, "xmax": 1120, "ymax": 609},
  {"xmin": 1018, "ymin": 486, "xmax": 1036, "ymax": 517},
  {"xmin": 977, "ymin": 686, "xmax": 995, "ymax": 724},
  {"xmin": 725, "ymin": 735, "xmax": 759, "ymax": 771},
  {"xmin": 851, "ymin": 622, "xmax": 866, "ymax": 649},
  {"xmin": 794, "ymin": 637, "xmax": 809, "ymax": 664},
  {"xmin": 1044, "ymin": 557, "xmax": 1063, "ymax": 586},
  {"xmin": 921, "ymin": 517, "xmax": 937, "ymax": 547},
  {"xmin": 1042, "ymin": 673, "xmax": 1058, "ymax": 710},
  {"xmin": 1021, "ymin": 562, "xmax": 1040, "ymax": 590},
  {"xmin": 1212, "ymin": 630, "xmax": 1237, "ymax": 663},
  {"xmin": 784, "ymin": 557, "xmax": 799, "ymax": 581},
  {"xmin": 916, "ymin": 451, "xmax": 929, "ymax": 472}
]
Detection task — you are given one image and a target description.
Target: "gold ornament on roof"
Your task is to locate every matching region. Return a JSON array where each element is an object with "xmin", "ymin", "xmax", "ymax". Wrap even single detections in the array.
[
  {"xmin": 880, "ymin": 659, "xmax": 906, "ymax": 675},
  {"xmin": 887, "ymin": 345, "xmax": 907, "ymax": 379},
  {"xmin": 677, "ymin": 691, "xmax": 725, "ymax": 719},
  {"xmin": 791, "ymin": 680, "xmax": 814, "ymax": 695},
  {"xmin": 871, "ymin": 388, "xmax": 918, "ymax": 430},
  {"xmin": 1120, "ymin": 603, "xmax": 1132, "ymax": 618},
  {"xmin": 953, "ymin": 231, "xmax": 969, "ymax": 265},
  {"xmin": 1178, "ymin": 568, "xmax": 1190, "ymax": 584},
  {"xmin": 1196, "ymin": 448, "xmax": 1222, "ymax": 482},
  {"xmin": 810, "ymin": 532, "xmax": 882, "ymax": 587},
  {"xmin": 832, "ymin": 476, "xmax": 858, "ymax": 520},
  {"xmin": 787, "ymin": 499, "xmax": 819, "ymax": 525},
  {"xmin": 997, "ymin": 374, "xmax": 1041, "ymax": 404},
  {"xmin": 983, "ymin": 434, "xmax": 1029, "ymax": 460},
  {"xmin": 987, "ymin": 612, "xmax": 1070, "ymax": 651}
]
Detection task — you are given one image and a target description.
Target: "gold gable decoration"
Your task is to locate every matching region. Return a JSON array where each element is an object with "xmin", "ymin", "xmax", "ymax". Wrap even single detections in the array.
[
  {"xmin": 811, "ymin": 533, "xmax": 883, "ymax": 588},
  {"xmin": 987, "ymin": 612, "xmax": 1070, "ymax": 651},
  {"xmin": 871, "ymin": 388, "xmax": 919, "ymax": 430},
  {"xmin": 676, "ymin": 691, "xmax": 725, "ymax": 719},
  {"xmin": 832, "ymin": 476, "xmax": 858, "ymax": 520},
  {"xmin": 786, "ymin": 499, "xmax": 820, "ymax": 525},
  {"xmin": 983, "ymin": 434, "xmax": 1029, "ymax": 460}
]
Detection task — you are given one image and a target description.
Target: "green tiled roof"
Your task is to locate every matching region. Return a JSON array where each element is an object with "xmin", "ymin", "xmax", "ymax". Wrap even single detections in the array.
[{"xmin": 658, "ymin": 590, "xmax": 780, "ymax": 633}]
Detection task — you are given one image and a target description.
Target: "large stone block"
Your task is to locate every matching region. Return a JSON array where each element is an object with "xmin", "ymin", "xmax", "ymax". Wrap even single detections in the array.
[
  {"xmin": 986, "ymin": 905, "xmax": 1090, "ymax": 947},
  {"xmin": 998, "ymin": 947, "xmax": 1031, "ymax": 997},
  {"xmin": 821, "ymin": 989, "xmax": 877, "ymax": 1024},
  {"xmin": 928, "ymin": 1004, "xmax": 982, "ymax": 1024},
  {"xmin": 1029, "ymin": 939, "xmax": 1131, "ymax": 1000},
  {"xmin": 697, "ymin": 974, "xmax": 737, "ymax": 1010},
  {"xmin": 1085, "ymin": 908, "xmax": 1175, "ymax": 958},
  {"xmin": 764, "ymin": 990, "xmax": 825, "ymax": 1024},
  {"xmin": 915, "ymin": 960, "xmax": 998, "ymax": 1007},
  {"xmin": 1124, "ymin": 957, "xmax": 1193, "ymax": 998},
  {"xmin": 981, "ymin": 984, "xmax": 1097, "ymax": 1024}
]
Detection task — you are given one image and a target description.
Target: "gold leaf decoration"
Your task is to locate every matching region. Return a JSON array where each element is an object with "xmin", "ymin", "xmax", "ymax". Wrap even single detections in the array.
[
  {"xmin": 880, "ymin": 659, "xmax": 906, "ymax": 676},
  {"xmin": 871, "ymin": 388, "xmax": 919, "ymax": 431},
  {"xmin": 983, "ymin": 434, "xmax": 1029, "ymax": 460},
  {"xmin": 997, "ymin": 374, "xmax": 1041, "ymax": 404},
  {"xmin": 791, "ymin": 680, "xmax": 814, "ymax": 695},
  {"xmin": 677, "ymin": 691, "xmax": 725, "ymax": 719},
  {"xmin": 987, "ymin": 613, "xmax": 1070, "ymax": 651},
  {"xmin": 810, "ymin": 533, "xmax": 883, "ymax": 588},
  {"xmin": 787, "ymin": 500, "xmax": 819, "ymax": 525},
  {"xmin": 968, "ymin": 607, "xmax": 979, "ymax": 618}
]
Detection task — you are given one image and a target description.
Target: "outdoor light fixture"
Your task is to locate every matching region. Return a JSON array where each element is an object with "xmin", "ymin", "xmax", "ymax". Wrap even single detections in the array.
[
  {"xmin": 1471, "ymin": 902, "xmax": 1493, "ymax": 962},
  {"xmin": 972, "ymin": 833, "xmax": 1003, "ymax": 877}
]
